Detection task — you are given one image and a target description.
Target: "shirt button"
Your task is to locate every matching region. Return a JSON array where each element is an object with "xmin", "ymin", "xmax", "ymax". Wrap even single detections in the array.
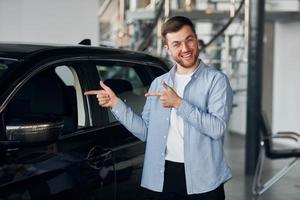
[
  {"xmin": 160, "ymin": 170, "xmax": 163, "ymax": 173},
  {"xmin": 161, "ymin": 153, "xmax": 164, "ymax": 156},
  {"xmin": 163, "ymin": 135, "xmax": 166, "ymax": 139},
  {"xmin": 166, "ymin": 118, "xmax": 169, "ymax": 121}
]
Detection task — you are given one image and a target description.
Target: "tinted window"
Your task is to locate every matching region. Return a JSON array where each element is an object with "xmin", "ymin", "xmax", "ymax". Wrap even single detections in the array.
[
  {"xmin": 0, "ymin": 63, "xmax": 8, "ymax": 78},
  {"xmin": 94, "ymin": 61, "xmax": 155, "ymax": 123},
  {"xmin": 0, "ymin": 59, "xmax": 19, "ymax": 87},
  {"xmin": 0, "ymin": 59, "xmax": 17, "ymax": 77},
  {"xmin": 55, "ymin": 65, "xmax": 86, "ymax": 128},
  {"xmin": 5, "ymin": 63, "xmax": 87, "ymax": 136},
  {"xmin": 97, "ymin": 65, "xmax": 146, "ymax": 96}
]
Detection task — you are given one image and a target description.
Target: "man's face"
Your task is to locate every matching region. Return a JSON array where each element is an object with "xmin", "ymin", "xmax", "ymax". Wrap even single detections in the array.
[{"xmin": 164, "ymin": 25, "xmax": 200, "ymax": 69}]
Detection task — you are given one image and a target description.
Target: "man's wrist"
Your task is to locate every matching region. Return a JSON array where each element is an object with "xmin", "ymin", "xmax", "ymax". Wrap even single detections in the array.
[
  {"xmin": 111, "ymin": 97, "xmax": 119, "ymax": 108},
  {"xmin": 174, "ymin": 98, "xmax": 182, "ymax": 109}
]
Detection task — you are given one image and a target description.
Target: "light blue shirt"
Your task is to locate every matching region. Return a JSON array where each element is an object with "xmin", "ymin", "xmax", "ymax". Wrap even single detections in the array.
[{"xmin": 111, "ymin": 61, "xmax": 233, "ymax": 194}]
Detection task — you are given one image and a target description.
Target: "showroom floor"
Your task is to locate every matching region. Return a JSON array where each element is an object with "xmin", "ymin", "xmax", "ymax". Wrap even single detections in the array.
[{"xmin": 224, "ymin": 133, "xmax": 300, "ymax": 200}]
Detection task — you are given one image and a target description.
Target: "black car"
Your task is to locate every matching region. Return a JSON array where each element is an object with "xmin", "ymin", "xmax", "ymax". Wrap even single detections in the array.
[{"xmin": 0, "ymin": 43, "xmax": 169, "ymax": 200}]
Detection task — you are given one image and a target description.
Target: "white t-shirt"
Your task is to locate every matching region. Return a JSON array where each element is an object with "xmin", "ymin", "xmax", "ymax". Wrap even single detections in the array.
[{"xmin": 165, "ymin": 72, "xmax": 192, "ymax": 163}]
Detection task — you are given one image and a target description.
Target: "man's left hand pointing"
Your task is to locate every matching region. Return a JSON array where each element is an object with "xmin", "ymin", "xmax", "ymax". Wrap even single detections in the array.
[{"xmin": 145, "ymin": 82, "xmax": 182, "ymax": 108}]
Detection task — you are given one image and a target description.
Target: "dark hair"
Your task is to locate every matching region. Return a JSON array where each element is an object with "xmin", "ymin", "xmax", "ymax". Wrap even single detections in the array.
[{"xmin": 161, "ymin": 16, "xmax": 196, "ymax": 45}]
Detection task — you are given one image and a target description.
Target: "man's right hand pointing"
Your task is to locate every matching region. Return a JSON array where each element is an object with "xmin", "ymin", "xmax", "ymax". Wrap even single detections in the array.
[{"xmin": 84, "ymin": 81, "xmax": 119, "ymax": 108}]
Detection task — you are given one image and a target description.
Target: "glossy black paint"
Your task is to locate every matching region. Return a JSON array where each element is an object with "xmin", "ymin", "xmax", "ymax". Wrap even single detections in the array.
[{"xmin": 0, "ymin": 43, "xmax": 169, "ymax": 200}]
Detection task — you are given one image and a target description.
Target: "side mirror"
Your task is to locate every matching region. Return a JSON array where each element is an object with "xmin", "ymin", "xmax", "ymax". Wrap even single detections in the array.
[{"xmin": 6, "ymin": 116, "xmax": 63, "ymax": 146}]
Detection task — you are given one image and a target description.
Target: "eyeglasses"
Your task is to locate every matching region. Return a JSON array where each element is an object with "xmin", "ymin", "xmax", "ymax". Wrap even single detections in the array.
[{"xmin": 170, "ymin": 35, "xmax": 197, "ymax": 49}]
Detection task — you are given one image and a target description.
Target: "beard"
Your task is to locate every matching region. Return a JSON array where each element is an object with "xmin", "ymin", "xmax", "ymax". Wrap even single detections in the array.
[{"xmin": 174, "ymin": 49, "xmax": 200, "ymax": 69}]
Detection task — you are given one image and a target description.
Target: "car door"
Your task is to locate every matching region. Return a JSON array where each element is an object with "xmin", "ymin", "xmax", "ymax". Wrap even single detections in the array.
[
  {"xmin": 47, "ymin": 61, "xmax": 120, "ymax": 200},
  {"xmin": 85, "ymin": 59, "xmax": 167, "ymax": 200},
  {"xmin": 0, "ymin": 59, "xmax": 117, "ymax": 200}
]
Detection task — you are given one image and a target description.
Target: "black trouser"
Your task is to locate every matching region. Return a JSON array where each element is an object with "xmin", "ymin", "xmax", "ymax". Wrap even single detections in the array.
[{"xmin": 142, "ymin": 160, "xmax": 225, "ymax": 200}]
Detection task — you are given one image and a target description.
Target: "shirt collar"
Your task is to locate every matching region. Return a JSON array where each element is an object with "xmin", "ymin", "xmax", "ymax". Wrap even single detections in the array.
[{"xmin": 169, "ymin": 59, "xmax": 205, "ymax": 82}]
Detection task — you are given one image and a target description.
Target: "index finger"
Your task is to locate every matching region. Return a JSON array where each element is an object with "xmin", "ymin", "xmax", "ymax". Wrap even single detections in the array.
[
  {"xmin": 84, "ymin": 90, "xmax": 100, "ymax": 95},
  {"xmin": 145, "ymin": 92, "xmax": 163, "ymax": 97}
]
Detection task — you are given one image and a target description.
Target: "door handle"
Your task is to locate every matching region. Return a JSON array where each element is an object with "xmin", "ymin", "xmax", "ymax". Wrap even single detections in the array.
[{"xmin": 86, "ymin": 146, "xmax": 113, "ymax": 170}]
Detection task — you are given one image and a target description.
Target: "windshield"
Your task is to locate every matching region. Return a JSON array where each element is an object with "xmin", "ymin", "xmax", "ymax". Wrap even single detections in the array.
[
  {"xmin": 0, "ymin": 58, "xmax": 20, "ymax": 97},
  {"xmin": 0, "ymin": 58, "xmax": 18, "ymax": 79}
]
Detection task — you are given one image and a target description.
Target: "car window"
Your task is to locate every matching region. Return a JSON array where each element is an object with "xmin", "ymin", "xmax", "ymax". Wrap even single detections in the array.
[
  {"xmin": 0, "ymin": 63, "xmax": 8, "ymax": 78},
  {"xmin": 55, "ymin": 65, "xmax": 86, "ymax": 128},
  {"xmin": 95, "ymin": 62, "xmax": 151, "ymax": 123},
  {"xmin": 0, "ymin": 59, "xmax": 17, "ymax": 77},
  {"xmin": 97, "ymin": 65, "xmax": 146, "ymax": 96},
  {"xmin": 0, "ymin": 59, "xmax": 19, "ymax": 89},
  {"xmin": 55, "ymin": 66, "xmax": 75, "ymax": 86},
  {"xmin": 5, "ymin": 63, "xmax": 88, "ymax": 136}
]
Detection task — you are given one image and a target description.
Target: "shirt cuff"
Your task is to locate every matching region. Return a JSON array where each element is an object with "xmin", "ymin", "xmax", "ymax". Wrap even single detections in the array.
[
  {"xmin": 176, "ymin": 99, "xmax": 194, "ymax": 118},
  {"xmin": 111, "ymin": 98, "xmax": 125, "ymax": 116}
]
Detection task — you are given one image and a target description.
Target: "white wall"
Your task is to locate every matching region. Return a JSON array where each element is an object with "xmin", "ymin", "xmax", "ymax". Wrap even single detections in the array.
[
  {"xmin": 0, "ymin": 0, "xmax": 99, "ymax": 45},
  {"xmin": 273, "ymin": 21, "xmax": 300, "ymax": 133},
  {"xmin": 229, "ymin": 21, "xmax": 300, "ymax": 136}
]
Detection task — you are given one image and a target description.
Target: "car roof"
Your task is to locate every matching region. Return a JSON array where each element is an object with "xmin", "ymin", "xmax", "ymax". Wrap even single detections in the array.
[
  {"xmin": 0, "ymin": 42, "xmax": 170, "ymax": 74},
  {"xmin": 0, "ymin": 43, "xmax": 143, "ymax": 60},
  {"xmin": 0, "ymin": 43, "xmax": 60, "ymax": 60}
]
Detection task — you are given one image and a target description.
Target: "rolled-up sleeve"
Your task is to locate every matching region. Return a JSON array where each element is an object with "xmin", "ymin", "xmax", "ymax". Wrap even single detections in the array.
[{"xmin": 176, "ymin": 74, "xmax": 233, "ymax": 140}]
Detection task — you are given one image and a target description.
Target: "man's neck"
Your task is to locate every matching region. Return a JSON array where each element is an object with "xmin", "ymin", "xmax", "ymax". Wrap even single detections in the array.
[{"xmin": 176, "ymin": 60, "xmax": 200, "ymax": 75}]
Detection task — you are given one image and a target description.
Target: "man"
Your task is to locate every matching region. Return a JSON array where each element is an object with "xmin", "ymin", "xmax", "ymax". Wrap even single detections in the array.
[{"xmin": 85, "ymin": 16, "xmax": 233, "ymax": 200}]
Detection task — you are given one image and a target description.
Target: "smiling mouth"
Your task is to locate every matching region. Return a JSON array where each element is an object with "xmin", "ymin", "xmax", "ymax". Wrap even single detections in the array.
[{"xmin": 181, "ymin": 52, "xmax": 193, "ymax": 59}]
